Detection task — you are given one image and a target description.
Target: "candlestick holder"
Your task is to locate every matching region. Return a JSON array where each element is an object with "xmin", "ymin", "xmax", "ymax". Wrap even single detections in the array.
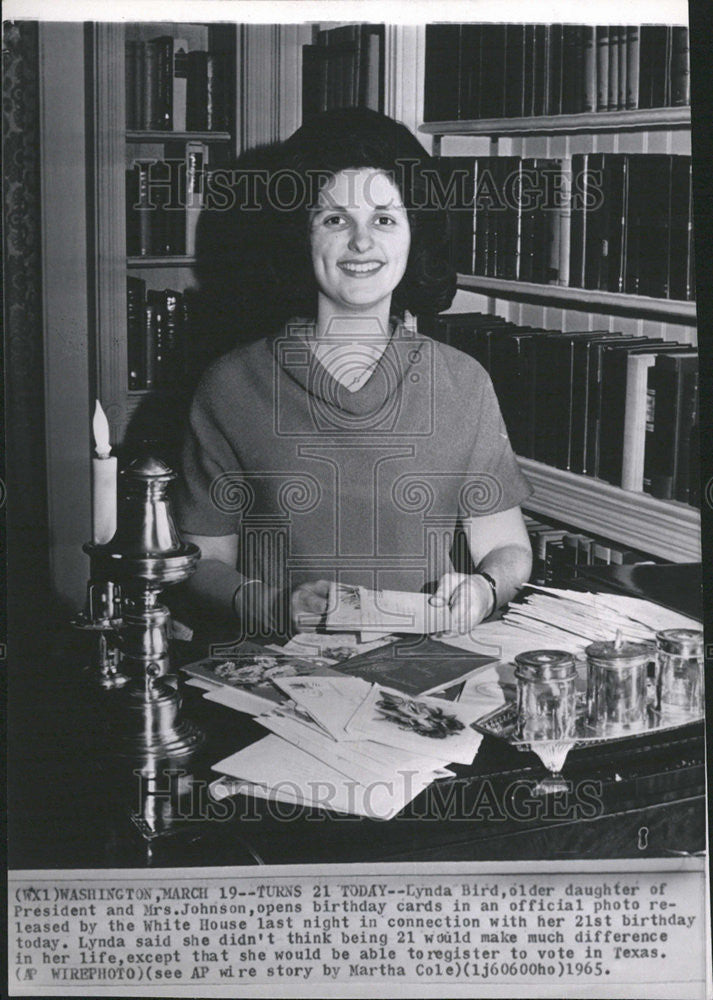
[{"xmin": 73, "ymin": 455, "xmax": 204, "ymax": 765}]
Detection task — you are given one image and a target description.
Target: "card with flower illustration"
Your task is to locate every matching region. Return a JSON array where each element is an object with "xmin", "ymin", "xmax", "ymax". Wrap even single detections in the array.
[{"xmin": 345, "ymin": 684, "xmax": 484, "ymax": 764}]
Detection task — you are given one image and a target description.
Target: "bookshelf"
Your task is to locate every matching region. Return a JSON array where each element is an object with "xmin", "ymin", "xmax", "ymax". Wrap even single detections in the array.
[
  {"xmin": 420, "ymin": 23, "xmax": 700, "ymax": 565},
  {"xmin": 420, "ymin": 107, "xmax": 691, "ymax": 142},
  {"xmin": 454, "ymin": 275, "xmax": 697, "ymax": 322},
  {"xmin": 89, "ymin": 22, "xmax": 240, "ymax": 440}
]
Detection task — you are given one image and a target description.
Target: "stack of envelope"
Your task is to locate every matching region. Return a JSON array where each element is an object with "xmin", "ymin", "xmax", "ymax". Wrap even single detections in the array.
[{"xmin": 182, "ymin": 651, "xmax": 483, "ymax": 820}]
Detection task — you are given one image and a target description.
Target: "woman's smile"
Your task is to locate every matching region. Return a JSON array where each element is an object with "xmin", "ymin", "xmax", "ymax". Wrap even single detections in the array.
[{"xmin": 337, "ymin": 259, "xmax": 385, "ymax": 277}]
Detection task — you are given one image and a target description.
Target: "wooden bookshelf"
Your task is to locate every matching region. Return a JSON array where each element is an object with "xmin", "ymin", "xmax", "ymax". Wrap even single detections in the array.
[
  {"xmin": 127, "ymin": 255, "xmax": 198, "ymax": 268},
  {"xmin": 520, "ymin": 458, "xmax": 701, "ymax": 563},
  {"xmin": 423, "ymin": 27, "xmax": 699, "ymax": 569},
  {"xmin": 456, "ymin": 275, "xmax": 697, "ymax": 323},
  {"xmin": 126, "ymin": 130, "xmax": 231, "ymax": 143},
  {"xmin": 420, "ymin": 107, "xmax": 691, "ymax": 141}
]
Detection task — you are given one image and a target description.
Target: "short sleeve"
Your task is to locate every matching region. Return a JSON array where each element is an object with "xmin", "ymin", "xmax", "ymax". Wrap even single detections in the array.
[
  {"xmin": 458, "ymin": 370, "xmax": 533, "ymax": 518},
  {"xmin": 173, "ymin": 371, "xmax": 244, "ymax": 537}
]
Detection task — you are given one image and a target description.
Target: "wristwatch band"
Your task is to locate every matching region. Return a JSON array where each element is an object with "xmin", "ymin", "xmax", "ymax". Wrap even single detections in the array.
[{"xmin": 474, "ymin": 571, "xmax": 498, "ymax": 617}]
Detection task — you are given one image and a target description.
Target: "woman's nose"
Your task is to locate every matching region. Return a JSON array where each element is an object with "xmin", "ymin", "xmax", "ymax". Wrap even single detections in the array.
[{"xmin": 348, "ymin": 223, "xmax": 374, "ymax": 253}]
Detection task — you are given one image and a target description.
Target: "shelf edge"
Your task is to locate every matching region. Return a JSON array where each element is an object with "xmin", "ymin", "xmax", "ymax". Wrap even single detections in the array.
[
  {"xmin": 519, "ymin": 458, "xmax": 701, "ymax": 563},
  {"xmin": 456, "ymin": 274, "xmax": 697, "ymax": 323}
]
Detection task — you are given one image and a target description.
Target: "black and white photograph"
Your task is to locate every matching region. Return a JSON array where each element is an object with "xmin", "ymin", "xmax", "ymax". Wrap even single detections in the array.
[{"xmin": 4, "ymin": 0, "xmax": 712, "ymax": 996}]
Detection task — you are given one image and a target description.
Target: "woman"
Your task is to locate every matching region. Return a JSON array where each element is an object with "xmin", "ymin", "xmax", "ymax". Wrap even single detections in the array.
[{"xmin": 174, "ymin": 108, "xmax": 532, "ymax": 639}]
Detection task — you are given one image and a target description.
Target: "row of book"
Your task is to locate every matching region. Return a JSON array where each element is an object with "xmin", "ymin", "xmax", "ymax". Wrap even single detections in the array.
[
  {"xmin": 125, "ymin": 37, "xmax": 231, "ymax": 132},
  {"xmin": 424, "ymin": 23, "xmax": 690, "ymax": 122},
  {"xmin": 439, "ymin": 153, "xmax": 695, "ymax": 300},
  {"xmin": 421, "ymin": 312, "xmax": 700, "ymax": 506},
  {"xmin": 125, "ymin": 143, "xmax": 208, "ymax": 257},
  {"xmin": 302, "ymin": 24, "xmax": 384, "ymax": 117},
  {"xmin": 126, "ymin": 279, "xmax": 196, "ymax": 390},
  {"xmin": 524, "ymin": 515, "xmax": 653, "ymax": 587}
]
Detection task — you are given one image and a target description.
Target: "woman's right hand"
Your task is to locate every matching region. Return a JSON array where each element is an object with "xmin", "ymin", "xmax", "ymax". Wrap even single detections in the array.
[{"xmin": 288, "ymin": 579, "xmax": 332, "ymax": 634}]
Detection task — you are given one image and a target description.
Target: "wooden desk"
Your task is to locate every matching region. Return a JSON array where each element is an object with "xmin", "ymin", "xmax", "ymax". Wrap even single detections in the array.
[{"xmin": 8, "ymin": 626, "xmax": 706, "ymax": 870}]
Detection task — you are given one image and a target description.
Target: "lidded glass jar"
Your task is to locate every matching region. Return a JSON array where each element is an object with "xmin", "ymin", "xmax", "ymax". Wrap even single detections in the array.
[
  {"xmin": 514, "ymin": 650, "xmax": 577, "ymax": 742},
  {"xmin": 656, "ymin": 629, "xmax": 704, "ymax": 719},
  {"xmin": 586, "ymin": 638, "xmax": 654, "ymax": 735}
]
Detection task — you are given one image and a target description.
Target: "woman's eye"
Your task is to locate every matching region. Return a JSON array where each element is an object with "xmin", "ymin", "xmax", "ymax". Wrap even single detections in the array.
[
  {"xmin": 323, "ymin": 214, "xmax": 346, "ymax": 227},
  {"xmin": 375, "ymin": 215, "xmax": 396, "ymax": 226}
]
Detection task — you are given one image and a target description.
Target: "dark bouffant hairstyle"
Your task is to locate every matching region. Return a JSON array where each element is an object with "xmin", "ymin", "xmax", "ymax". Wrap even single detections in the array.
[{"xmin": 260, "ymin": 107, "xmax": 457, "ymax": 322}]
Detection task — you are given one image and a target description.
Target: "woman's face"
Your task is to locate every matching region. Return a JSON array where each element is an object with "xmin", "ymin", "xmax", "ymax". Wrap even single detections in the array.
[{"xmin": 309, "ymin": 168, "xmax": 411, "ymax": 315}]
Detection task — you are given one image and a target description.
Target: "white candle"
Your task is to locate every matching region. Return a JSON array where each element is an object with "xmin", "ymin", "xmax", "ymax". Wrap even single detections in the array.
[{"xmin": 92, "ymin": 399, "xmax": 117, "ymax": 544}]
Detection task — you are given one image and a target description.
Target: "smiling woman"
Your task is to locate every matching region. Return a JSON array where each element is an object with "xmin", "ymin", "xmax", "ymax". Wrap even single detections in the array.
[{"xmin": 173, "ymin": 108, "xmax": 533, "ymax": 640}]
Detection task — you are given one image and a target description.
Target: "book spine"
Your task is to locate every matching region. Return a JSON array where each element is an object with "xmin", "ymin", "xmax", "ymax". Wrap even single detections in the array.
[
  {"xmin": 674, "ymin": 367, "xmax": 698, "ymax": 503},
  {"xmin": 648, "ymin": 357, "xmax": 696, "ymax": 499},
  {"xmin": 126, "ymin": 277, "xmax": 146, "ymax": 390},
  {"xmin": 423, "ymin": 24, "xmax": 461, "ymax": 121},
  {"xmin": 626, "ymin": 26, "xmax": 640, "ymax": 108},
  {"xmin": 504, "ymin": 24, "xmax": 525, "ymax": 118},
  {"xmin": 143, "ymin": 302, "xmax": 156, "ymax": 390},
  {"xmin": 582, "ymin": 26, "xmax": 597, "ymax": 112},
  {"xmin": 598, "ymin": 345, "xmax": 629, "ymax": 485},
  {"xmin": 569, "ymin": 153, "xmax": 586, "ymax": 288},
  {"xmin": 617, "ymin": 23, "xmax": 628, "ymax": 110},
  {"xmin": 154, "ymin": 36, "xmax": 173, "ymax": 130},
  {"xmin": 670, "ymin": 27, "xmax": 690, "ymax": 106},
  {"xmin": 607, "ymin": 27, "xmax": 620, "ymax": 111},
  {"xmin": 642, "ymin": 370, "xmax": 657, "ymax": 493},
  {"xmin": 186, "ymin": 51, "xmax": 208, "ymax": 131},
  {"xmin": 142, "ymin": 40, "xmax": 157, "ymax": 130},
  {"xmin": 533, "ymin": 25, "xmax": 547, "ymax": 116},
  {"xmin": 125, "ymin": 41, "xmax": 137, "ymax": 130},
  {"xmin": 172, "ymin": 39, "xmax": 188, "ymax": 132},
  {"xmin": 547, "ymin": 24, "xmax": 563, "ymax": 116},
  {"xmin": 557, "ymin": 156, "xmax": 572, "ymax": 287},
  {"xmin": 621, "ymin": 356, "xmax": 653, "ymax": 492},
  {"xmin": 185, "ymin": 141, "xmax": 207, "ymax": 256},
  {"xmin": 584, "ymin": 153, "xmax": 606, "ymax": 290},
  {"xmin": 596, "ymin": 27, "xmax": 610, "ymax": 112}
]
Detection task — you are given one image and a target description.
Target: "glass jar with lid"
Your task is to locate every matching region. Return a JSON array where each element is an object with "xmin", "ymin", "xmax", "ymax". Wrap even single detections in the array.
[
  {"xmin": 585, "ymin": 638, "xmax": 654, "ymax": 735},
  {"xmin": 656, "ymin": 629, "xmax": 704, "ymax": 720},
  {"xmin": 513, "ymin": 649, "xmax": 578, "ymax": 742}
]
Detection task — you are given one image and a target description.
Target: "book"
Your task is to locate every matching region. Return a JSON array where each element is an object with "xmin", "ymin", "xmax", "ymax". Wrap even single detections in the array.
[
  {"xmin": 126, "ymin": 276, "xmax": 146, "ymax": 390},
  {"xmin": 480, "ymin": 24, "xmax": 508, "ymax": 119},
  {"xmin": 646, "ymin": 352, "xmax": 698, "ymax": 499},
  {"xmin": 626, "ymin": 26, "xmax": 640, "ymax": 108},
  {"xmin": 570, "ymin": 332, "xmax": 628, "ymax": 475},
  {"xmin": 437, "ymin": 157, "xmax": 477, "ymax": 273},
  {"xmin": 596, "ymin": 27, "xmax": 610, "ymax": 111},
  {"xmin": 622, "ymin": 352, "xmax": 659, "ymax": 492},
  {"xmin": 670, "ymin": 27, "xmax": 690, "ymax": 106},
  {"xmin": 669, "ymin": 157, "xmax": 694, "ymax": 301},
  {"xmin": 125, "ymin": 161, "xmax": 152, "ymax": 256},
  {"xmin": 459, "ymin": 23, "xmax": 482, "ymax": 119},
  {"xmin": 547, "ymin": 23, "xmax": 564, "ymax": 116},
  {"xmin": 582, "ymin": 26, "xmax": 597, "ymax": 111},
  {"xmin": 532, "ymin": 24, "xmax": 548, "ymax": 116},
  {"xmin": 504, "ymin": 24, "xmax": 525, "ymax": 117},
  {"xmin": 183, "ymin": 140, "xmax": 208, "ymax": 256},
  {"xmin": 617, "ymin": 24, "xmax": 628, "ymax": 110},
  {"xmin": 172, "ymin": 38, "xmax": 189, "ymax": 132},
  {"xmin": 585, "ymin": 335, "xmax": 653, "ymax": 477},
  {"xmin": 488, "ymin": 327, "xmax": 540, "ymax": 456},
  {"xmin": 423, "ymin": 24, "xmax": 462, "ymax": 121},
  {"xmin": 599, "ymin": 342, "xmax": 684, "ymax": 487},
  {"xmin": 639, "ymin": 25, "xmax": 670, "ymax": 108},
  {"xmin": 607, "ymin": 26, "xmax": 620, "ymax": 111}
]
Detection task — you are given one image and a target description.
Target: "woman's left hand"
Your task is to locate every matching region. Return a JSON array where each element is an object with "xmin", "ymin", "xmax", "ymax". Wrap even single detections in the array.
[{"xmin": 429, "ymin": 571, "xmax": 494, "ymax": 636}]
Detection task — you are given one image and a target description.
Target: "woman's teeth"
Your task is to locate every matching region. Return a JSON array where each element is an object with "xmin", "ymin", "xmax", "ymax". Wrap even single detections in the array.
[{"xmin": 340, "ymin": 261, "xmax": 382, "ymax": 274}]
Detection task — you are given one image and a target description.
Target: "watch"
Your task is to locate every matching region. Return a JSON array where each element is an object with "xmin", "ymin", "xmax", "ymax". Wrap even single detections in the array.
[{"xmin": 473, "ymin": 571, "xmax": 498, "ymax": 618}]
